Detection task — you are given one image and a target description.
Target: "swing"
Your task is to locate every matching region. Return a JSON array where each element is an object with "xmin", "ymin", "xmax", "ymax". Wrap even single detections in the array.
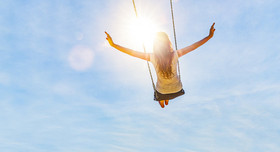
[{"xmin": 131, "ymin": 0, "xmax": 184, "ymax": 98}]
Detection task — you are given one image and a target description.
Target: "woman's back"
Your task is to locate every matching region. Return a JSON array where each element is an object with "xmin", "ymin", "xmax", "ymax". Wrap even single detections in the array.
[{"xmin": 150, "ymin": 50, "xmax": 182, "ymax": 94}]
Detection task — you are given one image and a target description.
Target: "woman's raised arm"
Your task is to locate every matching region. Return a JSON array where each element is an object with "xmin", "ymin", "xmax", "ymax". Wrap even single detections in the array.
[
  {"xmin": 105, "ymin": 32, "xmax": 150, "ymax": 61},
  {"xmin": 177, "ymin": 23, "xmax": 215, "ymax": 57}
]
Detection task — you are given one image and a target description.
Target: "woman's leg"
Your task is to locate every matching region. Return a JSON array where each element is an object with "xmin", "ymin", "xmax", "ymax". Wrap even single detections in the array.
[
  {"xmin": 159, "ymin": 100, "xmax": 165, "ymax": 108},
  {"xmin": 165, "ymin": 100, "xmax": 169, "ymax": 105}
]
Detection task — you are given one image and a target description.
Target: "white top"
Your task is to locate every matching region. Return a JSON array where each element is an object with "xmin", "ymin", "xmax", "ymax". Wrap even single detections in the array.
[{"xmin": 149, "ymin": 51, "xmax": 183, "ymax": 94}]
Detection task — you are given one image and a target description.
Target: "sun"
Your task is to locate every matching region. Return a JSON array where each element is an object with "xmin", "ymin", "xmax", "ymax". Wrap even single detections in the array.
[{"xmin": 127, "ymin": 16, "xmax": 159, "ymax": 53}]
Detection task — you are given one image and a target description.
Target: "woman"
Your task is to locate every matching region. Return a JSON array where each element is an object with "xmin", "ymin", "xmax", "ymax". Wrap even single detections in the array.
[{"xmin": 105, "ymin": 23, "xmax": 215, "ymax": 108}]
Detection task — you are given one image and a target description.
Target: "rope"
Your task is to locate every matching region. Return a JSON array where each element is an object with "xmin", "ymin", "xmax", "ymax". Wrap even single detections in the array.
[
  {"xmin": 170, "ymin": 0, "xmax": 182, "ymax": 83},
  {"xmin": 132, "ymin": 0, "xmax": 156, "ymax": 91}
]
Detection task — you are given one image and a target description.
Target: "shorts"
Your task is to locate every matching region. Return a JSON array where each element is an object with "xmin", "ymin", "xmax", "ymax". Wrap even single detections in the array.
[{"xmin": 154, "ymin": 89, "xmax": 185, "ymax": 101}]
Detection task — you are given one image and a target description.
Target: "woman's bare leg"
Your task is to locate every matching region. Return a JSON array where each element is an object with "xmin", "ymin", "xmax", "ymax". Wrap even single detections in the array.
[
  {"xmin": 165, "ymin": 100, "xmax": 169, "ymax": 105},
  {"xmin": 159, "ymin": 100, "xmax": 165, "ymax": 108}
]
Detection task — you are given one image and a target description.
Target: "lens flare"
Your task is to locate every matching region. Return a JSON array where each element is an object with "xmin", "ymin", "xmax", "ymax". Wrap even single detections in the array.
[{"xmin": 68, "ymin": 45, "xmax": 94, "ymax": 71}]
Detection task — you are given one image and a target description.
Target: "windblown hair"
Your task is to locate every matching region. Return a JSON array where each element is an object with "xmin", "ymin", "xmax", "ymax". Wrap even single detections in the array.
[{"xmin": 153, "ymin": 32, "xmax": 175, "ymax": 79}]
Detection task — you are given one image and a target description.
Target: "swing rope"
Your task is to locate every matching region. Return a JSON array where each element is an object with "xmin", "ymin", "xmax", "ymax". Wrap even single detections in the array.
[
  {"xmin": 131, "ymin": 0, "xmax": 182, "ymax": 91},
  {"xmin": 132, "ymin": 0, "xmax": 156, "ymax": 91},
  {"xmin": 170, "ymin": 0, "xmax": 182, "ymax": 82}
]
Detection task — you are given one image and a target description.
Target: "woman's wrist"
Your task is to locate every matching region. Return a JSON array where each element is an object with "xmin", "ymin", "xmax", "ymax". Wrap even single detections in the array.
[{"xmin": 110, "ymin": 42, "xmax": 115, "ymax": 47}]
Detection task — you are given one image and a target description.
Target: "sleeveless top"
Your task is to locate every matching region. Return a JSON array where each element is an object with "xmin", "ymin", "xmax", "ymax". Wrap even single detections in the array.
[{"xmin": 149, "ymin": 51, "xmax": 183, "ymax": 94}]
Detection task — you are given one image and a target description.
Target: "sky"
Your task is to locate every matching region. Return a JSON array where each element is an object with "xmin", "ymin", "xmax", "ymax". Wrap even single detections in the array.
[{"xmin": 0, "ymin": 0, "xmax": 280, "ymax": 151}]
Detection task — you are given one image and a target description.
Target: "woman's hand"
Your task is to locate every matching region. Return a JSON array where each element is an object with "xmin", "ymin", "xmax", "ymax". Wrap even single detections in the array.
[
  {"xmin": 177, "ymin": 22, "xmax": 216, "ymax": 57},
  {"xmin": 209, "ymin": 22, "xmax": 215, "ymax": 38},
  {"xmin": 105, "ymin": 31, "xmax": 114, "ymax": 46}
]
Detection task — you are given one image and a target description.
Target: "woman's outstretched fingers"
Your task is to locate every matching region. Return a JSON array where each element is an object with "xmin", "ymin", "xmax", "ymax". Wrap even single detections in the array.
[
  {"xmin": 105, "ymin": 31, "xmax": 110, "ymax": 38},
  {"xmin": 105, "ymin": 31, "xmax": 114, "ymax": 46},
  {"xmin": 105, "ymin": 31, "xmax": 111, "ymax": 39},
  {"xmin": 209, "ymin": 22, "xmax": 216, "ymax": 38}
]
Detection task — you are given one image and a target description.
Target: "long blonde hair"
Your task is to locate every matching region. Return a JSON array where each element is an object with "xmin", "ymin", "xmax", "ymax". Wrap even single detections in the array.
[{"xmin": 153, "ymin": 32, "xmax": 174, "ymax": 79}]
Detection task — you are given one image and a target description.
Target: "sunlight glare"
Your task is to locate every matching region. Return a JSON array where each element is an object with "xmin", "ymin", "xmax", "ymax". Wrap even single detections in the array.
[{"xmin": 128, "ymin": 17, "xmax": 159, "ymax": 53}]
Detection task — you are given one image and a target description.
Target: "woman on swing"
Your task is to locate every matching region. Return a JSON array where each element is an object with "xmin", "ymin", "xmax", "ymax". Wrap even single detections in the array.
[{"xmin": 105, "ymin": 23, "xmax": 215, "ymax": 108}]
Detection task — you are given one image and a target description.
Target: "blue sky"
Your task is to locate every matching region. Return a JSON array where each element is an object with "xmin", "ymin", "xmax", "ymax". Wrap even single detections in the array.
[{"xmin": 0, "ymin": 0, "xmax": 280, "ymax": 151}]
